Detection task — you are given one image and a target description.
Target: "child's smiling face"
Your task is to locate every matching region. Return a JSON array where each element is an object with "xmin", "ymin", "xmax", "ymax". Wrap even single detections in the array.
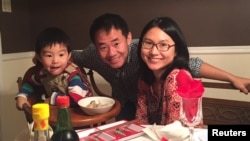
[{"xmin": 38, "ymin": 43, "xmax": 71, "ymax": 76}]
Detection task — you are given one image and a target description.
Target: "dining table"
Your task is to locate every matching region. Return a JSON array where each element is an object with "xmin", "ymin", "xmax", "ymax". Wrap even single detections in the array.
[
  {"xmin": 76, "ymin": 120, "xmax": 208, "ymax": 141},
  {"xmin": 49, "ymin": 98, "xmax": 121, "ymax": 128}
]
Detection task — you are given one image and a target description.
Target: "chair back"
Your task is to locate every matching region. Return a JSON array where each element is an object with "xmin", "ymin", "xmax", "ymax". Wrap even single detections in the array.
[
  {"xmin": 86, "ymin": 69, "xmax": 111, "ymax": 97},
  {"xmin": 17, "ymin": 76, "xmax": 33, "ymax": 124},
  {"xmin": 202, "ymin": 81, "xmax": 250, "ymax": 125}
]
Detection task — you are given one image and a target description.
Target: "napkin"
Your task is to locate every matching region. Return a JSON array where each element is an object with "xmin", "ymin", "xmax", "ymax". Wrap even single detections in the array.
[
  {"xmin": 176, "ymin": 70, "xmax": 204, "ymax": 122},
  {"xmin": 142, "ymin": 124, "xmax": 164, "ymax": 141},
  {"xmin": 142, "ymin": 120, "xmax": 189, "ymax": 141},
  {"xmin": 176, "ymin": 70, "xmax": 204, "ymax": 98}
]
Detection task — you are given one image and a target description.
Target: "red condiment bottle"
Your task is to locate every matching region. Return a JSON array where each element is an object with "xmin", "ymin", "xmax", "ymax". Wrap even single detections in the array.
[{"xmin": 50, "ymin": 96, "xmax": 79, "ymax": 141}]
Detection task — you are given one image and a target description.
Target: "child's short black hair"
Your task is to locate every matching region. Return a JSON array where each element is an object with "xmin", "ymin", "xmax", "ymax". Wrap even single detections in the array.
[{"xmin": 35, "ymin": 27, "xmax": 71, "ymax": 54}]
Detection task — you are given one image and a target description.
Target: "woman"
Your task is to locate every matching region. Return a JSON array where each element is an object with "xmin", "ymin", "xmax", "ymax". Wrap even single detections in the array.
[{"xmin": 136, "ymin": 17, "xmax": 203, "ymax": 126}]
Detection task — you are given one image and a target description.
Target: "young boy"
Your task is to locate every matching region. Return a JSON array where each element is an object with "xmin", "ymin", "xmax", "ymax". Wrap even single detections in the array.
[{"xmin": 16, "ymin": 27, "xmax": 92, "ymax": 110}]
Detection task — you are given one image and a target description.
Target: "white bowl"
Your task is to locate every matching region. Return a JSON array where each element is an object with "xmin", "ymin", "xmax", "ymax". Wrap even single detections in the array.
[{"xmin": 78, "ymin": 96, "xmax": 115, "ymax": 116}]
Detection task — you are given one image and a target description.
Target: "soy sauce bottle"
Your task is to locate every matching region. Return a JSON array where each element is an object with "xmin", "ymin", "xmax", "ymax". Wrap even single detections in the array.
[{"xmin": 51, "ymin": 96, "xmax": 79, "ymax": 141}]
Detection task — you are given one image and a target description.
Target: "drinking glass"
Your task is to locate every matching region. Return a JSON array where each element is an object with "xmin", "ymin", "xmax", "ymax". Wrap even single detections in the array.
[{"xmin": 179, "ymin": 96, "xmax": 203, "ymax": 141}]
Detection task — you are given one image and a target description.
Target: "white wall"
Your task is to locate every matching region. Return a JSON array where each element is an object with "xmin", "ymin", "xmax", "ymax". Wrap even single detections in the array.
[
  {"xmin": 0, "ymin": 32, "xmax": 4, "ymax": 141},
  {"xmin": 189, "ymin": 46, "xmax": 250, "ymax": 101},
  {"xmin": 1, "ymin": 46, "xmax": 250, "ymax": 141},
  {"xmin": 1, "ymin": 52, "xmax": 34, "ymax": 141}
]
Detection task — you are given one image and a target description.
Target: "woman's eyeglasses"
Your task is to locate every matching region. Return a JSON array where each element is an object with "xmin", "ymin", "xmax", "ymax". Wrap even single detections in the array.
[{"xmin": 142, "ymin": 41, "xmax": 175, "ymax": 51}]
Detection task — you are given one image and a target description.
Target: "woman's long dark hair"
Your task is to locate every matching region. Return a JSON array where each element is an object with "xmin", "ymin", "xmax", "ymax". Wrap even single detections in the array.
[{"xmin": 138, "ymin": 17, "xmax": 191, "ymax": 85}]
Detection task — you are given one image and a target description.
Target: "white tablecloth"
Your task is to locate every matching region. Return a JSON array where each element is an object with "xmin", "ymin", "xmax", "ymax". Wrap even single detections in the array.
[{"xmin": 129, "ymin": 127, "xmax": 207, "ymax": 141}]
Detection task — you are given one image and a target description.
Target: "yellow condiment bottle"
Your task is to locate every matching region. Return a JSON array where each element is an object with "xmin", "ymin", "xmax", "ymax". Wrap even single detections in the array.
[{"xmin": 32, "ymin": 103, "xmax": 50, "ymax": 141}]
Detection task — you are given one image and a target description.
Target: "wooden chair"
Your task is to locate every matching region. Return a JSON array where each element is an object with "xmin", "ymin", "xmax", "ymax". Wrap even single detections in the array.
[
  {"xmin": 18, "ymin": 65, "xmax": 45, "ymax": 97},
  {"xmin": 17, "ymin": 66, "xmax": 45, "ymax": 124},
  {"xmin": 86, "ymin": 69, "xmax": 111, "ymax": 97},
  {"xmin": 202, "ymin": 81, "xmax": 250, "ymax": 125},
  {"xmin": 17, "ymin": 66, "xmax": 118, "ymax": 128}
]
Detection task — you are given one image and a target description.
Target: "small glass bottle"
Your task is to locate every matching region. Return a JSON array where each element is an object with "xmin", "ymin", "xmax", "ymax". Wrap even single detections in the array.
[
  {"xmin": 51, "ymin": 96, "xmax": 79, "ymax": 141},
  {"xmin": 32, "ymin": 103, "xmax": 51, "ymax": 141}
]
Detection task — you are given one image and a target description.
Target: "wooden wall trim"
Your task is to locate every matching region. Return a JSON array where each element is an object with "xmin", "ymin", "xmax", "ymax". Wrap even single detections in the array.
[
  {"xmin": 203, "ymin": 97, "xmax": 250, "ymax": 125},
  {"xmin": 2, "ymin": 52, "xmax": 34, "ymax": 61},
  {"xmin": 189, "ymin": 46, "xmax": 250, "ymax": 55}
]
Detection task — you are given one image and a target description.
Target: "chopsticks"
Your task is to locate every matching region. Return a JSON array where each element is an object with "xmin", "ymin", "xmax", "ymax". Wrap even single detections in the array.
[{"xmin": 88, "ymin": 119, "xmax": 139, "ymax": 136}]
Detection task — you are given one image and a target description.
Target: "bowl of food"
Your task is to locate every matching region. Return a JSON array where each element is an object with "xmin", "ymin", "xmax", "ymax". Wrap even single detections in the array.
[{"xmin": 78, "ymin": 96, "xmax": 115, "ymax": 116}]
